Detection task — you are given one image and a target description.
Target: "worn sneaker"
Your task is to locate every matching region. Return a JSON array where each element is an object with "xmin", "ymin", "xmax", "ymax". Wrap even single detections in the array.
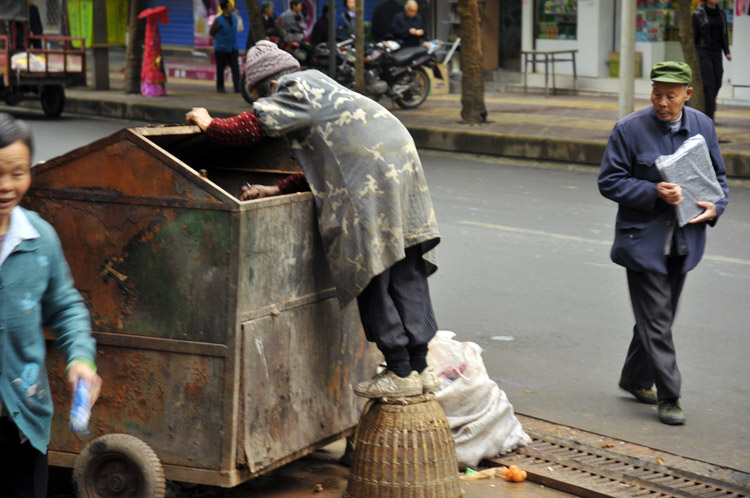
[
  {"xmin": 353, "ymin": 370, "xmax": 422, "ymax": 398},
  {"xmin": 419, "ymin": 366, "xmax": 440, "ymax": 394},
  {"xmin": 619, "ymin": 376, "xmax": 658, "ymax": 405},
  {"xmin": 658, "ymin": 398, "xmax": 686, "ymax": 425}
]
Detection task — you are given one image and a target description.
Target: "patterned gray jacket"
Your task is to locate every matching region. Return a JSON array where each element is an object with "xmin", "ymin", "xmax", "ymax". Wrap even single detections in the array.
[{"xmin": 253, "ymin": 70, "xmax": 440, "ymax": 306}]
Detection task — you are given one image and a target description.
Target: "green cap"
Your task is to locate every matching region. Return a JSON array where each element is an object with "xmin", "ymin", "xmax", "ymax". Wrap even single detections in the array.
[{"xmin": 650, "ymin": 61, "xmax": 692, "ymax": 85}]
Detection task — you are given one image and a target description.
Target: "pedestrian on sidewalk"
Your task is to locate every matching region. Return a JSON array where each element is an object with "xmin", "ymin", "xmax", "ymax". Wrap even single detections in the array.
[
  {"xmin": 28, "ymin": 0, "xmax": 43, "ymax": 49},
  {"xmin": 310, "ymin": 4, "xmax": 330, "ymax": 46},
  {"xmin": 692, "ymin": 0, "xmax": 731, "ymax": 122},
  {"xmin": 598, "ymin": 62, "xmax": 729, "ymax": 426},
  {"xmin": 277, "ymin": 0, "xmax": 306, "ymax": 44},
  {"xmin": 186, "ymin": 40, "xmax": 441, "ymax": 399},
  {"xmin": 337, "ymin": 0, "xmax": 355, "ymax": 40},
  {"xmin": 0, "ymin": 113, "xmax": 102, "ymax": 498},
  {"xmin": 261, "ymin": 1, "xmax": 281, "ymax": 39},
  {"xmin": 371, "ymin": 0, "xmax": 402, "ymax": 42},
  {"xmin": 210, "ymin": 0, "xmax": 241, "ymax": 93},
  {"xmin": 392, "ymin": 0, "xmax": 425, "ymax": 47}
]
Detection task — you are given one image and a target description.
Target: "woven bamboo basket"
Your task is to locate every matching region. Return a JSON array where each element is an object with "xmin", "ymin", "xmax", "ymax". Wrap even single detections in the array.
[{"xmin": 344, "ymin": 394, "xmax": 461, "ymax": 498}]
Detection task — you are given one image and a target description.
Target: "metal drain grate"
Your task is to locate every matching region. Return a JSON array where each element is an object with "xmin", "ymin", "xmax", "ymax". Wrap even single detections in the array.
[{"xmin": 490, "ymin": 430, "xmax": 750, "ymax": 498}]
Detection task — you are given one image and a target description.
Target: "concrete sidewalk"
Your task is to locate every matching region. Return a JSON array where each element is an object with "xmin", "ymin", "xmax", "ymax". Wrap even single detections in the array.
[{"xmin": 8, "ymin": 71, "xmax": 750, "ymax": 178}]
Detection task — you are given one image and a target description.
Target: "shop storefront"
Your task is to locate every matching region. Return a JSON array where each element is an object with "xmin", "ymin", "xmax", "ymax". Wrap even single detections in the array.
[{"xmin": 519, "ymin": 0, "xmax": 749, "ymax": 101}]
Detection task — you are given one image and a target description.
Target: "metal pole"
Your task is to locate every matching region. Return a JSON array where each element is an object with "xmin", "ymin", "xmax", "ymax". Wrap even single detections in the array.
[
  {"xmin": 92, "ymin": 0, "xmax": 109, "ymax": 90},
  {"xmin": 328, "ymin": 0, "xmax": 337, "ymax": 78},
  {"xmin": 618, "ymin": 0, "xmax": 635, "ymax": 118},
  {"xmin": 354, "ymin": 0, "xmax": 364, "ymax": 93}
]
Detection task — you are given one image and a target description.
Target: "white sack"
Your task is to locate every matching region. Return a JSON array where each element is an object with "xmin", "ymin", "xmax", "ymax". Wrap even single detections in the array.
[
  {"xmin": 11, "ymin": 52, "xmax": 46, "ymax": 72},
  {"xmin": 428, "ymin": 330, "xmax": 531, "ymax": 468}
]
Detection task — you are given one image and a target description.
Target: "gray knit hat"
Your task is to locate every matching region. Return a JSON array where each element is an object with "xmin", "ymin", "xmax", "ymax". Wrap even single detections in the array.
[{"xmin": 244, "ymin": 41, "xmax": 301, "ymax": 91}]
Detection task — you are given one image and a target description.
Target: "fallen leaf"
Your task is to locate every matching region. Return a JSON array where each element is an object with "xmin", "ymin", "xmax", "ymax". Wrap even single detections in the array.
[
  {"xmin": 656, "ymin": 457, "xmax": 666, "ymax": 465},
  {"xmin": 314, "ymin": 483, "xmax": 324, "ymax": 492},
  {"xmin": 602, "ymin": 443, "xmax": 615, "ymax": 448},
  {"xmin": 523, "ymin": 389, "xmax": 535, "ymax": 393}
]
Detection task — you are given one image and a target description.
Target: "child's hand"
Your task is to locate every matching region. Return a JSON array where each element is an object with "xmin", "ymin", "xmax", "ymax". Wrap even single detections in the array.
[{"xmin": 67, "ymin": 362, "xmax": 103, "ymax": 407}]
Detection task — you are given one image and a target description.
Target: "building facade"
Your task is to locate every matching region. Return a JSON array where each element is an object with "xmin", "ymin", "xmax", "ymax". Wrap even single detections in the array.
[{"xmin": 518, "ymin": 0, "xmax": 749, "ymax": 102}]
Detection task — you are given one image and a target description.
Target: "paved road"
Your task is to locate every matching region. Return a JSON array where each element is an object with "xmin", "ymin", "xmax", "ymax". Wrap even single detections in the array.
[
  {"xmin": 423, "ymin": 151, "xmax": 750, "ymax": 473},
  {"xmin": 17, "ymin": 110, "xmax": 750, "ymax": 474}
]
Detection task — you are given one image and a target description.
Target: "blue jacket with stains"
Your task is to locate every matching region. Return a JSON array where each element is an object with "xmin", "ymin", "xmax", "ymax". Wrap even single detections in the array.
[{"xmin": 0, "ymin": 207, "xmax": 96, "ymax": 453}]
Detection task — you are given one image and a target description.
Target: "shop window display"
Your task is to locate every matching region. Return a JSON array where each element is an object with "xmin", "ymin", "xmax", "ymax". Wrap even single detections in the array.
[
  {"xmin": 537, "ymin": 0, "xmax": 577, "ymax": 40},
  {"xmin": 636, "ymin": 0, "xmax": 734, "ymax": 44}
]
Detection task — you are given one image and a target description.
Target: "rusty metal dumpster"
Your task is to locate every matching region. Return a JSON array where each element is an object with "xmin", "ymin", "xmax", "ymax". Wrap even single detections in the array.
[{"xmin": 24, "ymin": 125, "xmax": 380, "ymax": 495}]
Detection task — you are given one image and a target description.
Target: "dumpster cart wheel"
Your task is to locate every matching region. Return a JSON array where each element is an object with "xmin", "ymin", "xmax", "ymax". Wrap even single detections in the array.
[
  {"xmin": 73, "ymin": 433, "xmax": 166, "ymax": 498},
  {"xmin": 40, "ymin": 85, "xmax": 66, "ymax": 117}
]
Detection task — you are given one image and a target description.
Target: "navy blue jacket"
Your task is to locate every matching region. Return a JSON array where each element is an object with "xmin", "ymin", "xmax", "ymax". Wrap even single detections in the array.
[
  {"xmin": 391, "ymin": 11, "xmax": 424, "ymax": 47},
  {"xmin": 598, "ymin": 105, "xmax": 729, "ymax": 274}
]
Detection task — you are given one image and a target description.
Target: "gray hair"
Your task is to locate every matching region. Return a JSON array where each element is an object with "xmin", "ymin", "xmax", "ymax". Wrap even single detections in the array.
[
  {"xmin": 405, "ymin": 0, "xmax": 418, "ymax": 8},
  {"xmin": 0, "ymin": 113, "xmax": 33, "ymax": 159}
]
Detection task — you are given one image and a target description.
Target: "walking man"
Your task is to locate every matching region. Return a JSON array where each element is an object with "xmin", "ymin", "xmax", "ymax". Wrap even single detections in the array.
[{"xmin": 598, "ymin": 61, "xmax": 729, "ymax": 425}]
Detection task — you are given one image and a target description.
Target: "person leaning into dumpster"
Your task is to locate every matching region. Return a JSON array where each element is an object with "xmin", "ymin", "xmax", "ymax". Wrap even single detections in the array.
[
  {"xmin": 186, "ymin": 40, "xmax": 440, "ymax": 399},
  {"xmin": 598, "ymin": 62, "xmax": 729, "ymax": 426},
  {"xmin": 0, "ymin": 113, "xmax": 102, "ymax": 498}
]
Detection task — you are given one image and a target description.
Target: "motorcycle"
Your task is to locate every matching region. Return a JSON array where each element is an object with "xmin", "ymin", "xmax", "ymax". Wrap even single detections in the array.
[
  {"xmin": 240, "ymin": 38, "xmax": 443, "ymax": 110},
  {"xmin": 337, "ymin": 39, "xmax": 443, "ymax": 109}
]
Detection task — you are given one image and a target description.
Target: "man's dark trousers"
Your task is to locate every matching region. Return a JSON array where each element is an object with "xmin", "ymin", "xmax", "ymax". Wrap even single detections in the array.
[
  {"xmin": 698, "ymin": 47, "xmax": 723, "ymax": 120},
  {"xmin": 215, "ymin": 50, "xmax": 240, "ymax": 92},
  {"xmin": 622, "ymin": 255, "xmax": 686, "ymax": 400},
  {"xmin": 357, "ymin": 245, "xmax": 437, "ymax": 374}
]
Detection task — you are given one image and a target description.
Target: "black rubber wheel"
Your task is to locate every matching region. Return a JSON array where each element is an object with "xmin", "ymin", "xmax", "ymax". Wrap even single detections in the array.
[
  {"xmin": 41, "ymin": 84, "xmax": 66, "ymax": 117},
  {"xmin": 73, "ymin": 433, "xmax": 166, "ymax": 498},
  {"xmin": 240, "ymin": 73, "xmax": 255, "ymax": 105},
  {"xmin": 395, "ymin": 66, "xmax": 430, "ymax": 109}
]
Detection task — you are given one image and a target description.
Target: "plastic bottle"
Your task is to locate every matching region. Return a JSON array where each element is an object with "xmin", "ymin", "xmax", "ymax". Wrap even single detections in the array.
[{"xmin": 70, "ymin": 378, "xmax": 91, "ymax": 436}]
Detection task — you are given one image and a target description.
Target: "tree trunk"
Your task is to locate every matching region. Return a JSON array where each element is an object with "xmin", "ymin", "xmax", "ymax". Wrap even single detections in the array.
[
  {"xmin": 124, "ymin": 0, "xmax": 146, "ymax": 94},
  {"xmin": 458, "ymin": 0, "xmax": 486, "ymax": 123},
  {"xmin": 244, "ymin": 0, "xmax": 266, "ymax": 47},
  {"xmin": 675, "ymin": 0, "xmax": 704, "ymax": 111}
]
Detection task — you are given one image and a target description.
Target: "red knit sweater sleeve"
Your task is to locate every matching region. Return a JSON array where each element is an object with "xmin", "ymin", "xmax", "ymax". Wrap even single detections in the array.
[
  {"xmin": 277, "ymin": 173, "xmax": 310, "ymax": 194},
  {"xmin": 205, "ymin": 111, "xmax": 266, "ymax": 146}
]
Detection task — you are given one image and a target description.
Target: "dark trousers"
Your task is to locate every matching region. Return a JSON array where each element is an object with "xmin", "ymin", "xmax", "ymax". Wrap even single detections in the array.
[
  {"xmin": 698, "ymin": 48, "xmax": 723, "ymax": 121},
  {"xmin": 0, "ymin": 417, "xmax": 49, "ymax": 498},
  {"xmin": 215, "ymin": 50, "xmax": 240, "ymax": 92},
  {"xmin": 622, "ymin": 256, "xmax": 686, "ymax": 400},
  {"xmin": 356, "ymin": 246, "xmax": 438, "ymax": 374}
]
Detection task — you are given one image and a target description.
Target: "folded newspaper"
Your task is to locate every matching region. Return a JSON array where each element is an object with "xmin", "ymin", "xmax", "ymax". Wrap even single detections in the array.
[{"xmin": 655, "ymin": 134, "xmax": 725, "ymax": 227}]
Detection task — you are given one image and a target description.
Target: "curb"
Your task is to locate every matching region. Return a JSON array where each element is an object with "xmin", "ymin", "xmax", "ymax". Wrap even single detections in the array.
[
  {"xmin": 408, "ymin": 125, "xmax": 750, "ymax": 178},
  {"xmin": 407, "ymin": 126, "xmax": 606, "ymax": 166}
]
